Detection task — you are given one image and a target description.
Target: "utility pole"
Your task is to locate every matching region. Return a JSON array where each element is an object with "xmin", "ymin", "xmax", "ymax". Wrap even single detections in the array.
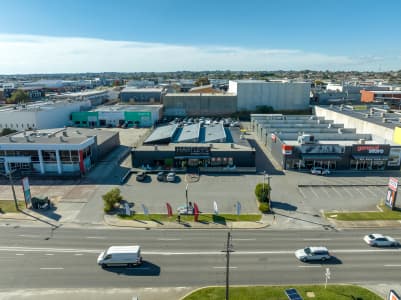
[
  {"xmin": 222, "ymin": 231, "xmax": 234, "ymax": 300},
  {"xmin": 7, "ymin": 164, "xmax": 19, "ymax": 211},
  {"xmin": 185, "ymin": 183, "xmax": 189, "ymax": 214}
]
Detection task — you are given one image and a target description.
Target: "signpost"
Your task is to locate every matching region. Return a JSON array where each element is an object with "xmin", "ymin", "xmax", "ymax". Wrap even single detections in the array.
[
  {"xmin": 21, "ymin": 177, "xmax": 32, "ymax": 209},
  {"xmin": 385, "ymin": 177, "xmax": 398, "ymax": 210},
  {"xmin": 325, "ymin": 268, "xmax": 331, "ymax": 289}
]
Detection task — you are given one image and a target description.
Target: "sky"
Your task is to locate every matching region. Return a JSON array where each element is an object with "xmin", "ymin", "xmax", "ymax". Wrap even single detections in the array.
[{"xmin": 0, "ymin": 0, "xmax": 401, "ymax": 74}]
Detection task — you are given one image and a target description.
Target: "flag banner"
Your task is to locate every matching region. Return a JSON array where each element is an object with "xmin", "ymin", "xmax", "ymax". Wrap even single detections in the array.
[
  {"xmin": 166, "ymin": 202, "xmax": 173, "ymax": 217},
  {"xmin": 142, "ymin": 204, "xmax": 149, "ymax": 216},
  {"xmin": 236, "ymin": 201, "xmax": 241, "ymax": 216},
  {"xmin": 213, "ymin": 201, "xmax": 218, "ymax": 215},
  {"xmin": 194, "ymin": 203, "xmax": 200, "ymax": 222}
]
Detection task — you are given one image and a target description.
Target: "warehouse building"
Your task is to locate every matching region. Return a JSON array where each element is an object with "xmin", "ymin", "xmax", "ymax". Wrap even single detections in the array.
[
  {"xmin": 0, "ymin": 127, "xmax": 120, "ymax": 176},
  {"xmin": 53, "ymin": 90, "xmax": 111, "ymax": 106},
  {"xmin": 120, "ymin": 87, "xmax": 164, "ymax": 103},
  {"xmin": 252, "ymin": 110, "xmax": 401, "ymax": 171},
  {"xmin": 228, "ymin": 80, "xmax": 310, "ymax": 111},
  {"xmin": 0, "ymin": 100, "xmax": 91, "ymax": 132},
  {"xmin": 71, "ymin": 105, "xmax": 162, "ymax": 128},
  {"xmin": 132, "ymin": 123, "xmax": 255, "ymax": 171}
]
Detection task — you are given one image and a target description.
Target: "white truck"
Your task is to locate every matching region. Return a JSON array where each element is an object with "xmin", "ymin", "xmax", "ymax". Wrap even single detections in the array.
[{"xmin": 97, "ymin": 245, "xmax": 142, "ymax": 268}]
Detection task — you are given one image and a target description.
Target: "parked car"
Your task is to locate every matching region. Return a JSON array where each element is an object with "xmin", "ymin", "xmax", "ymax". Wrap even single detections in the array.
[
  {"xmin": 363, "ymin": 233, "xmax": 399, "ymax": 247},
  {"xmin": 295, "ymin": 246, "xmax": 331, "ymax": 262},
  {"xmin": 166, "ymin": 172, "xmax": 176, "ymax": 182},
  {"xmin": 310, "ymin": 167, "xmax": 330, "ymax": 175},
  {"xmin": 136, "ymin": 171, "xmax": 148, "ymax": 182},
  {"xmin": 157, "ymin": 171, "xmax": 167, "ymax": 181}
]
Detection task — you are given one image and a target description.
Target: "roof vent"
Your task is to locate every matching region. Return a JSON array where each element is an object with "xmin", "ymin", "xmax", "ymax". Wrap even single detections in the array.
[
  {"xmin": 209, "ymin": 143, "xmax": 213, "ymax": 148},
  {"xmin": 154, "ymin": 145, "xmax": 158, "ymax": 150},
  {"xmin": 230, "ymin": 143, "xmax": 234, "ymax": 149},
  {"xmin": 60, "ymin": 136, "xmax": 66, "ymax": 143},
  {"xmin": 382, "ymin": 118, "xmax": 387, "ymax": 123},
  {"xmin": 63, "ymin": 131, "xmax": 68, "ymax": 137}
]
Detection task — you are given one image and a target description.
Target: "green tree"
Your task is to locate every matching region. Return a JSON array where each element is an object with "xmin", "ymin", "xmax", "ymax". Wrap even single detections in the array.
[
  {"xmin": 254, "ymin": 183, "xmax": 271, "ymax": 203},
  {"xmin": 258, "ymin": 202, "xmax": 270, "ymax": 213},
  {"xmin": 7, "ymin": 90, "xmax": 29, "ymax": 104},
  {"xmin": 102, "ymin": 188, "xmax": 123, "ymax": 212},
  {"xmin": 0, "ymin": 128, "xmax": 17, "ymax": 137},
  {"xmin": 194, "ymin": 77, "xmax": 210, "ymax": 87}
]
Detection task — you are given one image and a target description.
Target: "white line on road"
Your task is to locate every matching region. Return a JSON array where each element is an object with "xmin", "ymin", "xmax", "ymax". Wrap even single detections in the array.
[
  {"xmin": 303, "ymin": 238, "xmax": 332, "ymax": 241},
  {"xmin": 157, "ymin": 238, "xmax": 182, "ymax": 241},
  {"xmin": 298, "ymin": 265, "xmax": 321, "ymax": 268},
  {"xmin": 232, "ymin": 239, "xmax": 256, "ymax": 241},
  {"xmin": 213, "ymin": 266, "xmax": 238, "ymax": 269},
  {"xmin": 15, "ymin": 253, "xmax": 24, "ymax": 256},
  {"xmin": 39, "ymin": 267, "xmax": 64, "ymax": 270},
  {"xmin": 18, "ymin": 234, "xmax": 40, "ymax": 238},
  {"xmin": 74, "ymin": 254, "xmax": 84, "ymax": 256},
  {"xmin": 384, "ymin": 265, "xmax": 401, "ymax": 267},
  {"xmin": 86, "ymin": 237, "xmax": 106, "ymax": 239},
  {"xmin": 45, "ymin": 253, "xmax": 54, "ymax": 256},
  {"xmin": 309, "ymin": 187, "xmax": 319, "ymax": 199}
]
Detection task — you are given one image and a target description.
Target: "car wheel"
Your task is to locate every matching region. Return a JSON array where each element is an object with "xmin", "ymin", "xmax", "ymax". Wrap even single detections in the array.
[
  {"xmin": 301, "ymin": 257, "xmax": 307, "ymax": 262},
  {"xmin": 372, "ymin": 243, "xmax": 377, "ymax": 247},
  {"xmin": 321, "ymin": 257, "xmax": 327, "ymax": 262},
  {"xmin": 392, "ymin": 243, "xmax": 398, "ymax": 247},
  {"xmin": 101, "ymin": 264, "xmax": 108, "ymax": 268}
]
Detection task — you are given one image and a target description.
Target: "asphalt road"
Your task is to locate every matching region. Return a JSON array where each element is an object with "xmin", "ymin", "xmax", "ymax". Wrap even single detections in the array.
[{"xmin": 1, "ymin": 225, "xmax": 401, "ymax": 289}]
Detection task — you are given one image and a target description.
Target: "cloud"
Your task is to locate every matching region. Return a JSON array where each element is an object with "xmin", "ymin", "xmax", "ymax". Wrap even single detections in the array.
[{"xmin": 0, "ymin": 33, "xmax": 399, "ymax": 74}]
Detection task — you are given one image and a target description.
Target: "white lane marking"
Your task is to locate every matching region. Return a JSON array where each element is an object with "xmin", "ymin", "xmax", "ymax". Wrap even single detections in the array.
[
  {"xmin": 18, "ymin": 234, "xmax": 40, "ymax": 238},
  {"xmin": 86, "ymin": 236, "xmax": 106, "ymax": 239},
  {"xmin": 330, "ymin": 187, "xmax": 342, "ymax": 198},
  {"xmin": 298, "ymin": 265, "xmax": 321, "ymax": 268},
  {"xmin": 40, "ymin": 267, "xmax": 64, "ymax": 270},
  {"xmin": 309, "ymin": 187, "xmax": 319, "ymax": 199},
  {"xmin": 303, "ymin": 238, "xmax": 332, "ymax": 241},
  {"xmin": 384, "ymin": 264, "xmax": 401, "ymax": 267},
  {"xmin": 233, "ymin": 239, "xmax": 256, "ymax": 241},
  {"xmin": 16, "ymin": 253, "xmax": 24, "ymax": 256},
  {"xmin": 298, "ymin": 187, "xmax": 306, "ymax": 199},
  {"xmin": 157, "ymin": 238, "xmax": 182, "ymax": 241},
  {"xmin": 213, "ymin": 266, "xmax": 238, "ymax": 269},
  {"xmin": 74, "ymin": 254, "xmax": 84, "ymax": 256},
  {"xmin": 45, "ymin": 253, "xmax": 54, "ymax": 256}
]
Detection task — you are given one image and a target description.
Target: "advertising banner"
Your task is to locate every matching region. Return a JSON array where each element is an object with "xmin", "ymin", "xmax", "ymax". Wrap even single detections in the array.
[
  {"xmin": 166, "ymin": 202, "xmax": 172, "ymax": 217},
  {"xmin": 21, "ymin": 177, "xmax": 31, "ymax": 208},
  {"xmin": 213, "ymin": 201, "xmax": 219, "ymax": 215},
  {"xmin": 388, "ymin": 290, "xmax": 401, "ymax": 300},
  {"xmin": 352, "ymin": 144, "xmax": 389, "ymax": 155},
  {"xmin": 193, "ymin": 203, "xmax": 199, "ymax": 222},
  {"xmin": 385, "ymin": 177, "xmax": 398, "ymax": 210}
]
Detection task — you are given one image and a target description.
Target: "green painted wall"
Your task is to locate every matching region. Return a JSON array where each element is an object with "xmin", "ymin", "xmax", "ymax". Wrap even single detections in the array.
[{"xmin": 71, "ymin": 112, "xmax": 99, "ymax": 122}]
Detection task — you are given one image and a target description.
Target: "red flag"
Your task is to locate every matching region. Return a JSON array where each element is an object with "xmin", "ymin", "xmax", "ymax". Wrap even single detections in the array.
[
  {"xmin": 193, "ymin": 203, "xmax": 199, "ymax": 222},
  {"xmin": 166, "ymin": 202, "xmax": 172, "ymax": 217}
]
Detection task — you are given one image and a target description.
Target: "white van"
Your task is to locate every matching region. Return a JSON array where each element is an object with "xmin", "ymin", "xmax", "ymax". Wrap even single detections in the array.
[{"xmin": 97, "ymin": 245, "xmax": 142, "ymax": 268}]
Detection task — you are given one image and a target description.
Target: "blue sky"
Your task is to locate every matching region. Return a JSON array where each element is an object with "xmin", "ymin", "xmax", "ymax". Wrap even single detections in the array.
[{"xmin": 0, "ymin": 0, "xmax": 400, "ymax": 73}]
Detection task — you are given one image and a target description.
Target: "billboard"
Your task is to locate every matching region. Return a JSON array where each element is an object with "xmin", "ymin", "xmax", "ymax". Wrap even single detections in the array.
[
  {"xmin": 385, "ymin": 177, "xmax": 398, "ymax": 210},
  {"xmin": 21, "ymin": 177, "xmax": 31, "ymax": 208}
]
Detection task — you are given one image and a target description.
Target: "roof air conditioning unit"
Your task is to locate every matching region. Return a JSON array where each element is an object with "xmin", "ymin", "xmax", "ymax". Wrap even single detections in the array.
[
  {"xmin": 359, "ymin": 139, "xmax": 366, "ymax": 144},
  {"xmin": 154, "ymin": 145, "xmax": 158, "ymax": 150},
  {"xmin": 380, "ymin": 112, "xmax": 385, "ymax": 117},
  {"xmin": 230, "ymin": 143, "xmax": 234, "ymax": 148},
  {"xmin": 382, "ymin": 118, "xmax": 387, "ymax": 123},
  {"xmin": 209, "ymin": 143, "xmax": 213, "ymax": 148},
  {"xmin": 338, "ymin": 128, "xmax": 344, "ymax": 134}
]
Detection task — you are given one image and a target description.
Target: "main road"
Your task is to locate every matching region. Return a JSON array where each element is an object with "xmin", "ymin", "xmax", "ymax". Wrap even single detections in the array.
[{"xmin": 1, "ymin": 224, "xmax": 401, "ymax": 290}]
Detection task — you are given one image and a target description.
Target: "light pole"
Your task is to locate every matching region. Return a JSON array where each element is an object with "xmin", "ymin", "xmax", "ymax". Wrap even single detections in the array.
[
  {"xmin": 263, "ymin": 171, "xmax": 272, "ymax": 211},
  {"xmin": 185, "ymin": 183, "xmax": 189, "ymax": 214},
  {"xmin": 6, "ymin": 163, "xmax": 19, "ymax": 211}
]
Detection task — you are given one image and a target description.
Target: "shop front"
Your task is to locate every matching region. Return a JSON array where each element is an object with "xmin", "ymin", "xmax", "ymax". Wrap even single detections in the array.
[
  {"xmin": 174, "ymin": 146, "xmax": 211, "ymax": 169},
  {"xmin": 350, "ymin": 144, "xmax": 390, "ymax": 171}
]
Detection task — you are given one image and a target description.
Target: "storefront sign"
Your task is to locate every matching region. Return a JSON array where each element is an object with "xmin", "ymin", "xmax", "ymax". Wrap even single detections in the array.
[
  {"xmin": 300, "ymin": 144, "xmax": 344, "ymax": 154},
  {"xmin": 175, "ymin": 146, "xmax": 210, "ymax": 157},
  {"xmin": 385, "ymin": 177, "xmax": 398, "ymax": 210},
  {"xmin": 352, "ymin": 144, "xmax": 388, "ymax": 155}
]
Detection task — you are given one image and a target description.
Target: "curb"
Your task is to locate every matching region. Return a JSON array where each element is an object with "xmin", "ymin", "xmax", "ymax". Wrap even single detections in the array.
[{"xmin": 298, "ymin": 184, "xmax": 387, "ymax": 187}]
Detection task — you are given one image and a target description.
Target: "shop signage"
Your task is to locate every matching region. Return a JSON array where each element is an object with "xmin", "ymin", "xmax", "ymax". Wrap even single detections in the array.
[
  {"xmin": 352, "ymin": 144, "xmax": 388, "ymax": 155},
  {"xmin": 175, "ymin": 146, "xmax": 210, "ymax": 157},
  {"xmin": 21, "ymin": 177, "xmax": 31, "ymax": 208},
  {"xmin": 385, "ymin": 177, "xmax": 398, "ymax": 210},
  {"xmin": 388, "ymin": 148, "xmax": 401, "ymax": 166},
  {"xmin": 300, "ymin": 144, "xmax": 344, "ymax": 154}
]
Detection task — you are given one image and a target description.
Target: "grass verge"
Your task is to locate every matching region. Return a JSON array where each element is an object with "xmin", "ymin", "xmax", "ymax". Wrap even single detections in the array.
[
  {"xmin": 325, "ymin": 205, "xmax": 401, "ymax": 221},
  {"xmin": 118, "ymin": 213, "xmax": 261, "ymax": 224},
  {"xmin": 182, "ymin": 285, "xmax": 382, "ymax": 300},
  {"xmin": 0, "ymin": 200, "xmax": 25, "ymax": 213}
]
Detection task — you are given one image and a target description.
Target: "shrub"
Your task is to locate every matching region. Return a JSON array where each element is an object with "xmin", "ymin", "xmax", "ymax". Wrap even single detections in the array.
[
  {"xmin": 102, "ymin": 188, "xmax": 123, "ymax": 213},
  {"xmin": 259, "ymin": 202, "xmax": 270, "ymax": 213},
  {"xmin": 254, "ymin": 183, "xmax": 270, "ymax": 202}
]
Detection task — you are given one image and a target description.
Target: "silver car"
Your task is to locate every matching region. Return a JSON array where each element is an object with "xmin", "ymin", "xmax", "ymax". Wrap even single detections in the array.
[
  {"xmin": 295, "ymin": 246, "xmax": 331, "ymax": 262},
  {"xmin": 364, "ymin": 233, "xmax": 399, "ymax": 247}
]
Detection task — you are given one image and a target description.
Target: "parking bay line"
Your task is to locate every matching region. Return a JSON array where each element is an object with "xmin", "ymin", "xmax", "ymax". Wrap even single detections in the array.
[{"xmin": 39, "ymin": 267, "xmax": 64, "ymax": 270}]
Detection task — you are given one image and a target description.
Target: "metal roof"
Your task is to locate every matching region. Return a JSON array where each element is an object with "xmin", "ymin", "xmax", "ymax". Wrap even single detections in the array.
[
  {"xmin": 204, "ymin": 124, "xmax": 226, "ymax": 143},
  {"xmin": 144, "ymin": 124, "xmax": 178, "ymax": 144},
  {"xmin": 177, "ymin": 123, "xmax": 200, "ymax": 143}
]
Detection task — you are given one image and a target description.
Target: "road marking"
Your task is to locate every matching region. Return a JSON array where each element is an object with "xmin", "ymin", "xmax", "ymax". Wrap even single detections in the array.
[
  {"xmin": 74, "ymin": 254, "xmax": 84, "ymax": 256},
  {"xmin": 298, "ymin": 187, "xmax": 306, "ymax": 199},
  {"xmin": 45, "ymin": 253, "xmax": 54, "ymax": 256},
  {"xmin": 233, "ymin": 239, "xmax": 256, "ymax": 241},
  {"xmin": 16, "ymin": 253, "xmax": 24, "ymax": 256},
  {"xmin": 18, "ymin": 234, "xmax": 40, "ymax": 238},
  {"xmin": 384, "ymin": 264, "xmax": 401, "ymax": 267},
  {"xmin": 157, "ymin": 238, "xmax": 182, "ymax": 241},
  {"xmin": 303, "ymin": 238, "xmax": 332, "ymax": 241},
  {"xmin": 86, "ymin": 236, "xmax": 106, "ymax": 239},
  {"xmin": 298, "ymin": 265, "xmax": 321, "ymax": 268},
  {"xmin": 40, "ymin": 267, "xmax": 64, "ymax": 270},
  {"xmin": 213, "ymin": 266, "xmax": 238, "ymax": 269},
  {"xmin": 309, "ymin": 187, "xmax": 319, "ymax": 199},
  {"xmin": 330, "ymin": 187, "xmax": 342, "ymax": 198}
]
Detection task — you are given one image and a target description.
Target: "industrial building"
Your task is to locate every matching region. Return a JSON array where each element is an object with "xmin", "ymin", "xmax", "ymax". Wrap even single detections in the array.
[
  {"xmin": 228, "ymin": 80, "xmax": 310, "ymax": 111},
  {"xmin": 120, "ymin": 87, "xmax": 164, "ymax": 103},
  {"xmin": 252, "ymin": 106, "xmax": 401, "ymax": 171},
  {"xmin": 71, "ymin": 105, "xmax": 162, "ymax": 128},
  {"xmin": 0, "ymin": 100, "xmax": 91, "ymax": 132},
  {"xmin": 132, "ymin": 123, "xmax": 255, "ymax": 171},
  {"xmin": 163, "ymin": 93, "xmax": 237, "ymax": 116},
  {"xmin": 53, "ymin": 90, "xmax": 111, "ymax": 106},
  {"xmin": 0, "ymin": 127, "xmax": 120, "ymax": 176},
  {"xmin": 361, "ymin": 90, "xmax": 401, "ymax": 104}
]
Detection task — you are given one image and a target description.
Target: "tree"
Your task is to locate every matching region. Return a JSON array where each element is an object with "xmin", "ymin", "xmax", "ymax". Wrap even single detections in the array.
[
  {"xmin": 0, "ymin": 128, "xmax": 17, "ymax": 137},
  {"xmin": 7, "ymin": 90, "xmax": 29, "ymax": 104},
  {"xmin": 254, "ymin": 183, "xmax": 271, "ymax": 203},
  {"xmin": 102, "ymin": 188, "xmax": 123, "ymax": 212},
  {"xmin": 194, "ymin": 77, "xmax": 210, "ymax": 87}
]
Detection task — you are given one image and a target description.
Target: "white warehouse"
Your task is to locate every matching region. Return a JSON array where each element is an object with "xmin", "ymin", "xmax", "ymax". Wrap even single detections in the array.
[
  {"xmin": 0, "ymin": 100, "xmax": 91, "ymax": 132},
  {"xmin": 228, "ymin": 80, "xmax": 310, "ymax": 111}
]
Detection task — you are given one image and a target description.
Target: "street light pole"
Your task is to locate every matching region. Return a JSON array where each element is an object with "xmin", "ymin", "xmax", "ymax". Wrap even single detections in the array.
[
  {"xmin": 7, "ymin": 164, "xmax": 19, "ymax": 211},
  {"xmin": 263, "ymin": 171, "xmax": 266, "ymax": 202},
  {"xmin": 185, "ymin": 183, "xmax": 189, "ymax": 214}
]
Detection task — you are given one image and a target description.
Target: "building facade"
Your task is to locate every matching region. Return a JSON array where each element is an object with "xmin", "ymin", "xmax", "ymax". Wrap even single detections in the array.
[{"xmin": 120, "ymin": 87, "xmax": 164, "ymax": 103}]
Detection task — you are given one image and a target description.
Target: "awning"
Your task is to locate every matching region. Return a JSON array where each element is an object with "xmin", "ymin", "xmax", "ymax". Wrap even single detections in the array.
[
  {"xmin": 174, "ymin": 156, "xmax": 210, "ymax": 159},
  {"xmin": 301, "ymin": 154, "xmax": 342, "ymax": 160},
  {"xmin": 352, "ymin": 155, "xmax": 389, "ymax": 160}
]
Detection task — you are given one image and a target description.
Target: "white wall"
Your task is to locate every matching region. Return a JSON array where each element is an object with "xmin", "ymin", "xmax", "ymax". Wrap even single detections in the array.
[
  {"xmin": 0, "ymin": 110, "xmax": 37, "ymax": 131},
  {"xmin": 235, "ymin": 81, "xmax": 310, "ymax": 111}
]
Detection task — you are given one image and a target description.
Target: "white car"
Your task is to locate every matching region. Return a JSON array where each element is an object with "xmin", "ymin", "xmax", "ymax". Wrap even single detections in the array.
[
  {"xmin": 311, "ymin": 167, "xmax": 330, "ymax": 175},
  {"xmin": 295, "ymin": 246, "xmax": 331, "ymax": 262},
  {"xmin": 166, "ymin": 172, "xmax": 176, "ymax": 182},
  {"xmin": 363, "ymin": 233, "xmax": 399, "ymax": 247}
]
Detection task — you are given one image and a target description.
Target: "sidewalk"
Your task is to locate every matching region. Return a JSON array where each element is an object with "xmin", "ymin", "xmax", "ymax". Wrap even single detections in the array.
[{"xmin": 104, "ymin": 214, "xmax": 272, "ymax": 229}]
